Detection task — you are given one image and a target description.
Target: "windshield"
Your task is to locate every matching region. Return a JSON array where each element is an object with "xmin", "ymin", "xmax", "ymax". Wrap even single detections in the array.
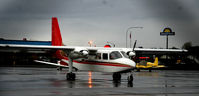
[
  {"xmin": 109, "ymin": 51, "xmax": 122, "ymax": 60},
  {"xmin": 121, "ymin": 51, "xmax": 129, "ymax": 58}
]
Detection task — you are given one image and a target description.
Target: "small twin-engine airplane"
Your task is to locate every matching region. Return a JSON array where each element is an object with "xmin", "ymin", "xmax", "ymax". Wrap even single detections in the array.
[{"xmin": 0, "ymin": 17, "xmax": 187, "ymax": 82}]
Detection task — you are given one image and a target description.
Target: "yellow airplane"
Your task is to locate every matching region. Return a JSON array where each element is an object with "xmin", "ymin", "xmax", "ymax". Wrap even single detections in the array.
[{"xmin": 136, "ymin": 57, "xmax": 165, "ymax": 72}]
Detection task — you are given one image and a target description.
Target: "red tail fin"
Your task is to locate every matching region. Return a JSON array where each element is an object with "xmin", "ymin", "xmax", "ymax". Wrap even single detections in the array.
[
  {"xmin": 52, "ymin": 17, "xmax": 62, "ymax": 46},
  {"xmin": 51, "ymin": 17, "xmax": 67, "ymax": 61}
]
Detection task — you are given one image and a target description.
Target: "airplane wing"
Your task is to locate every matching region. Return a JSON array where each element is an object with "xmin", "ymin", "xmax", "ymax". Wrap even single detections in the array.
[
  {"xmin": 0, "ymin": 44, "xmax": 187, "ymax": 52},
  {"xmin": 0, "ymin": 44, "xmax": 187, "ymax": 56},
  {"xmin": 0, "ymin": 44, "xmax": 74, "ymax": 50},
  {"xmin": 0, "ymin": 44, "xmax": 98, "ymax": 55},
  {"xmin": 133, "ymin": 48, "xmax": 187, "ymax": 55},
  {"xmin": 134, "ymin": 48, "xmax": 187, "ymax": 52}
]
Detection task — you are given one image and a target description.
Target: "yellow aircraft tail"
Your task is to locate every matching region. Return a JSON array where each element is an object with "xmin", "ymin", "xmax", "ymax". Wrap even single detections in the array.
[{"xmin": 153, "ymin": 57, "xmax": 158, "ymax": 66}]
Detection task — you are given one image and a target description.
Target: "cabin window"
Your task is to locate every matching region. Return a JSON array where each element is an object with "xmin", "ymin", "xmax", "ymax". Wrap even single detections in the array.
[
  {"xmin": 96, "ymin": 53, "xmax": 101, "ymax": 59},
  {"xmin": 110, "ymin": 51, "xmax": 122, "ymax": 60},
  {"xmin": 102, "ymin": 53, "xmax": 108, "ymax": 60}
]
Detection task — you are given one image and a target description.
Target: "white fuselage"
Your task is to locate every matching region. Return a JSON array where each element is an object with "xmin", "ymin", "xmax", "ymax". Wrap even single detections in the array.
[{"xmin": 62, "ymin": 50, "xmax": 136, "ymax": 73}]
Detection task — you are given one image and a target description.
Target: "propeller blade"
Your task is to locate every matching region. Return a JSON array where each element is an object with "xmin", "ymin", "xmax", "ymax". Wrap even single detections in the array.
[{"xmin": 132, "ymin": 40, "xmax": 137, "ymax": 51}]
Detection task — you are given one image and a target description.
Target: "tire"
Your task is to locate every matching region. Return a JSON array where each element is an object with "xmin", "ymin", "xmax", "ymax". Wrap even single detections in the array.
[
  {"xmin": 127, "ymin": 74, "xmax": 133, "ymax": 83},
  {"xmin": 113, "ymin": 73, "xmax": 121, "ymax": 81},
  {"xmin": 66, "ymin": 73, "xmax": 76, "ymax": 80}
]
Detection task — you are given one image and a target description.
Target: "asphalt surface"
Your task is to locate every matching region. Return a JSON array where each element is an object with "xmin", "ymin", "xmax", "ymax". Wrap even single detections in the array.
[{"xmin": 0, "ymin": 67, "xmax": 199, "ymax": 96}]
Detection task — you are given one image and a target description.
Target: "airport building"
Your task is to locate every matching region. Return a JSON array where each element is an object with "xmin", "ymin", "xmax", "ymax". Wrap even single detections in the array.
[
  {"xmin": 0, "ymin": 39, "xmax": 51, "ymax": 45},
  {"xmin": 0, "ymin": 39, "xmax": 55, "ymax": 67}
]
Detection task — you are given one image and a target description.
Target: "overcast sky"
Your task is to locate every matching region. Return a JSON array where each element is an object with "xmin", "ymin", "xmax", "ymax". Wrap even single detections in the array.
[{"xmin": 0, "ymin": 0, "xmax": 199, "ymax": 48}]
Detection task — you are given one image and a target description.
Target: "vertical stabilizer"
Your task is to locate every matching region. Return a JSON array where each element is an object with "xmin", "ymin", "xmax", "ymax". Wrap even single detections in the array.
[
  {"xmin": 51, "ymin": 17, "xmax": 67, "ymax": 61},
  {"xmin": 154, "ymin": 57, "xmax": 159, "ymax": 66},
  {"xmin": 52, "ymin": 17, "xmax": 62, "ymax": 46}
]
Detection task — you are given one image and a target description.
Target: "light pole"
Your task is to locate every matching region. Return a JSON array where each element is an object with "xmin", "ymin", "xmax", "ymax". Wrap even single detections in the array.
[{"xmin": 126, "ymin": 27, "xmax": 143, "ymax": 48}]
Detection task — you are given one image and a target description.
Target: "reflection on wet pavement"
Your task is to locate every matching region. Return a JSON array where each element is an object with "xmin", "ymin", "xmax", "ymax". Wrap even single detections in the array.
[{"xmin": 0, "ymin": 67, "xmax": 199, "ymax": 96}]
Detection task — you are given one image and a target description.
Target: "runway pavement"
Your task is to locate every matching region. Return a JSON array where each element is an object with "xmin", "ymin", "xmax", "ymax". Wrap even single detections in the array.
[{"xmin": 0, "ymin": 67, "xmax": 199, "ymax": 96}]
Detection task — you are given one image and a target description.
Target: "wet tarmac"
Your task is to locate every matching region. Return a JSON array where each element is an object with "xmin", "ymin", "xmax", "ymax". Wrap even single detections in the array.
[{"xmin": 0, "ymin": 67, "xmax": 199, "ymax": 96}]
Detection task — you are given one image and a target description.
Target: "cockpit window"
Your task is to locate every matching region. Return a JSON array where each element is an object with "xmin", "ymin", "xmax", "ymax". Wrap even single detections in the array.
[
  {"xmin": 121, "ymin": 51, "xmax": 129, "ymax": 58},
  {"xmin": 110, "ymin": 51, "xmax": 122, "ymax": 60}
]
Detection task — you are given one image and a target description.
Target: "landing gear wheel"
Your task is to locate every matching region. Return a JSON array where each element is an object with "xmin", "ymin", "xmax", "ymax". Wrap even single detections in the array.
[
  {"xmin": 127, "ymin": 74, "xmax": 133, "ymax": 83},
  {"xmin": 57, "ymin": 67, "xmax": 62, "ymax": 71},
  {"xmin": 112, "ymin": 73, "xmax": 121, "ymax": 82},
  {"xmin": 149, "ymin": 68, "xmax": 152, "ymax": 72},
  {"xmin": 66, "ymin": 72, "xmax": 76, "ymax": 80}
]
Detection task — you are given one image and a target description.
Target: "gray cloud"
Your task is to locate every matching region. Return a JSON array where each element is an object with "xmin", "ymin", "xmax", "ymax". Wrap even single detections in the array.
[{"xmin": 0, "ymin": 0, "xmax": 198, "ymax": 48}]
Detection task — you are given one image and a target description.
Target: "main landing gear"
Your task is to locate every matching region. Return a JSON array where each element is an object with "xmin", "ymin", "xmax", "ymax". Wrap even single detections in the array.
[
  {"xmin": 66, "ymin": 58, "xmax": 76, "ymax": 81},
  {"xmin": 57, "ymin": 67, "xmax": 62, "ymax": 71},
  {"xmin": 112, "ymin": 72, "xmax": 134, "ymax": 83},
  {"xmin": 66, "ymin": 72, "xmax": 76, "ymax": 80},
  {"xmin": 113, "ymin": 73, "xmax": 121, "ymax": 81}
]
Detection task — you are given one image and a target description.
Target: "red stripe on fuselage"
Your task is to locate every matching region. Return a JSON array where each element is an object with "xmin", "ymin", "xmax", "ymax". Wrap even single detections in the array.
[{"xmin": 72, "ymin": 60, "xmax": 132, "ymax": 67}]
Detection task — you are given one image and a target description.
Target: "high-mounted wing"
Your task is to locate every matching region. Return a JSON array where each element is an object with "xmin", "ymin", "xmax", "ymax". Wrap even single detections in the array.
[
  {"xmin": 0, "ymin": 44, "xmax": 99, "ymax": 56},
  {"xmin": 0, "ymin": 44, "xmax": 74, "ymax": 50},
  {"xmin": 134, "ymin": 48, "xmax": 187, "ymax": 52}
]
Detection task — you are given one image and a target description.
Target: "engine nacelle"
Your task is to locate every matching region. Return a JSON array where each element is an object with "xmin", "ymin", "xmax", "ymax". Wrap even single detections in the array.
[
  {"xmin": 127, "ymin": 51, "xmax": 136, "ymax": 57},
  {"xmin": 74, "ymin": 47, "xmax": 89, "ymax": 56},
  {"xmin": 69, "ymin": 47, "xmax": 89, "ymax": 59},
  {"xmin": 80, "ymin": 50, "xmax": 89, "ymax": 56}
]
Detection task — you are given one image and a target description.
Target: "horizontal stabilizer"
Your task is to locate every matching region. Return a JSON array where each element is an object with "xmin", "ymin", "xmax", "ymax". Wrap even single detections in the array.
[{"xmin": 34, "ymin": 60, "xmax": 69, "ymax": 68}]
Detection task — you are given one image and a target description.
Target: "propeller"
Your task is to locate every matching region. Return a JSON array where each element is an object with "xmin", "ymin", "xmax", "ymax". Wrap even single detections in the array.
[
  {"xmin": 132, "ymin": 40, "xmax": 137, "ymax": 51},
  {"xmin": 126, "ymin": 40, "xmax": 137, "ymax": 57}
]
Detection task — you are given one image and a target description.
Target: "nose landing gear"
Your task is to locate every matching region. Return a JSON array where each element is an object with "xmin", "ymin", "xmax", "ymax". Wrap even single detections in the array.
[
  {"xmin": 127, "ymin": 74, "xmax": 133, "ymax": 83},
  {"xmin": 112, "ymin": 73, "xmax": 121, "ymax": 82}
]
